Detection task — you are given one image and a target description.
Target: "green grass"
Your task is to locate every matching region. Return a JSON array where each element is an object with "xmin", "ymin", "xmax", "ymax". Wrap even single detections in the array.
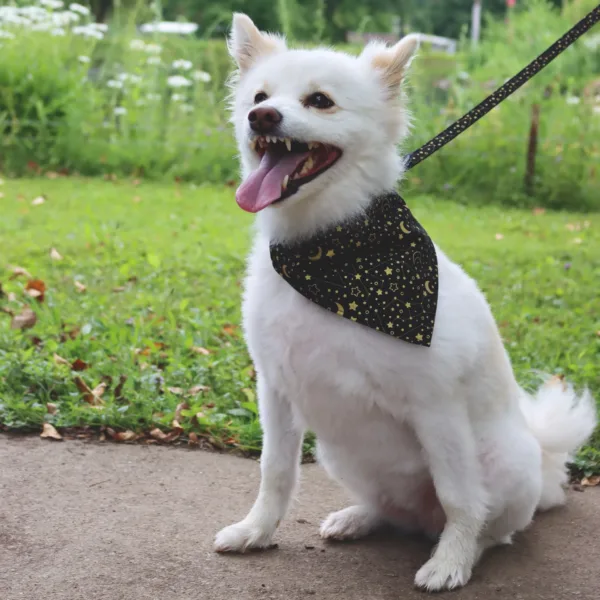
[{"xmin": 0, "ymin": 177, "xmax": 599, "ymax": 471}]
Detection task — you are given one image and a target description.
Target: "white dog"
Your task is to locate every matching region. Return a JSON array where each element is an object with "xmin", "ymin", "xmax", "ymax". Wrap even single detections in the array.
[{"xmin": 214, "ymin": 13, "xmax": 597, "ymax": 591}]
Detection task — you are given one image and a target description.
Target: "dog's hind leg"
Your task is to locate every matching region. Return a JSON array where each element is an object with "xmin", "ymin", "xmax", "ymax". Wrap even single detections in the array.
[
  {"xmin": 320, "ymin": 505, "xmax": 383, "ymax": 541},
  {"xmin": 214, "ymin": 376, "xmax": 304, "ymax": 553}
]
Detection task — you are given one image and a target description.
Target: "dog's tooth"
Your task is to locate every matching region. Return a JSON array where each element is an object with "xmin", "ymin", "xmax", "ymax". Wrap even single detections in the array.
[
  {"xmin": 285, "ymin": 138, "xmax": 292, "ymax": 152},
  {"xmin": 308, "ymin": 142, "xmax": 317, "ymax": 150},
  {"xmin": 282, "ymin": 175, "xmax": 289, "ymax": 190},
  {"xmin": 306, "ymin": 157, "xmax": 314, "ymax": 170}
]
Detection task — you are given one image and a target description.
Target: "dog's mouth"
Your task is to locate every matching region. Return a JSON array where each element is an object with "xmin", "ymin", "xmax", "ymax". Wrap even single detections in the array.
[{"xmin": 236, "ymin": 136, "xmax": 342, "ymax": 213}]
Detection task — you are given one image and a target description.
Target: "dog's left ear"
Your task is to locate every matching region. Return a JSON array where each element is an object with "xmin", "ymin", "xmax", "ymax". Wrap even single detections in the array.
[
  {"xmin": 361, "ymin": 35, "xmax": 419, "ymax": 100},
  {"xmin": 228, "ymin": 13, "xmax": 286, "ymax": 73}
]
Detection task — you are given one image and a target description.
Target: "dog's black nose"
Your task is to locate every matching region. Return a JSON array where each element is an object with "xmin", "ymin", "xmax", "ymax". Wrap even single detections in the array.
[{"xmin": 248, "ymin": 107, "xmax": 282, "ymax": 134}]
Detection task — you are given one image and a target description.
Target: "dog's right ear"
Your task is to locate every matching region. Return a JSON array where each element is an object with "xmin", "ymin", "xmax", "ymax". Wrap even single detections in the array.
[{"xmin": 228, "ymin": 13, "xmax": 286, "ymax": 73}]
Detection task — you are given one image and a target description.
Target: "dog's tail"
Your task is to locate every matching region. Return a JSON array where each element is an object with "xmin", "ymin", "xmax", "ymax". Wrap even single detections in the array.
[{"xmin": 518, "ymin": 377, "xmax": 597, "ymax": 511}]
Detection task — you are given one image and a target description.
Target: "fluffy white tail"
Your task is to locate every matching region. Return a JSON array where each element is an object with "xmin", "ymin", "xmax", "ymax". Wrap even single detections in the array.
[{"xmin": 519, "ymin": 378, "xmax": 597, "ymax": 511}]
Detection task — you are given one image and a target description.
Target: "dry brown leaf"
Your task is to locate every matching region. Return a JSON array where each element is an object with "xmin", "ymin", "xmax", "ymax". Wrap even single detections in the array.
[
  {"xmin": 50, "ymin": 247, "xmax": 63, "ymax": 261},
  {"xmin": 532, "ymin": 207, "xmax": 546, "ymax": 216},
  {"xmin": 46, "ymin": 171, "xmax": 59, "ymax": 179},
  {"xmin": 74, "ymin": 280, "xmax": 87, "ymax": 293},
  {"xmin": 53, "ymin": 353, "xmax": 71, "ymax": 366},
  {"xmin": 10, "ymin": 266, "xmax": 32, "ymax": 280},
  {"xmin": 115, "ymin": 430, "xmax": 137, "ymax": 442},
  {"xmin": 495, "ymin": 233, "xmax": 504, "ymax": 241},
  {"xmin": 132, "ymin": 196, "xmax": 142, "ymax": 203},
  {"xmin": 71, "ymin": 358, "xmax": 90, "ymax": 372},
  {"xmin": 174, "ymin": 402, "xmax": 189, "ymax": 421},
  {"xmin": 188, "ymin": 432, "xmax": 199, "ymax": 446},
  {"xmin": 171, "ymin": 419, "xmax": 184, "ymax": 433},
  {"xmin": 40, "ymin": 422, "xmax": 62, "ymax": 441},
  {"xmin": 11, "ymin": 307, "xmax": 37, "ymax": 330},
  {"xmin": 46, "ymin": 403, "xmax": 58, "ymax": 415},
  {"xmin": 7, "ymin": 291, "xmax": 17, "ymax": 302},
  {"xmin": 222, "ymin": 324, "xmax": 238, "ymax": 336},
  {"xmin": 74, "ymin": 376, "xmax": 105, "ymax": 405},
  {"xmin": 150, "ymin": 428, "xmax": 169, "ymax": 441},
  {"xmin": 167, "ymin": 387, "xmax": 185, "ymax": 395},
  {"xmin": 188, "ymin": 384, "xmax": 210, "ymax": 396},
  {"xmin": 31, "ymin": 195, "xmax": 46, "ymax": 206},
  {"xmin": 25, "ymin": 279, "xmax": 46, "ymax": 302},
  {"xmin": 191, "ymin": 346, "xmax": 211, "ymax": 356},
  {"xmin": 581, "ymin": 476, "xmax": 600, "ymax": 487},
  {"xmin": 114, "ymin": 374, "xmax": 127, "ymax": 402},
  {"xmin": 1, "ymin": 306, "xmax": 14, "ymax": 316},
  {"xmin": 112, "ymin": 286, "xmax": 126, "ymax": 293}
]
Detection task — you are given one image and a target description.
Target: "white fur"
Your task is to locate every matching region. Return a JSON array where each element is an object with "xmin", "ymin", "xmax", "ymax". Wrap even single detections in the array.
[{"xmin": 215, "ymin": 15, "xmax": 597, "ymax": 591}]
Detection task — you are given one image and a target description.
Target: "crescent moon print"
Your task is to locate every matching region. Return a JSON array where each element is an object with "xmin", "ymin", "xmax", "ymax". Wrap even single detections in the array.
[
  {"xmin": 309, "ymin": 247, "xmax": 323, "ymax": 261},
  {"xmin": 270, "ymin": 192, "xmax": 439, "ymax": 347}
]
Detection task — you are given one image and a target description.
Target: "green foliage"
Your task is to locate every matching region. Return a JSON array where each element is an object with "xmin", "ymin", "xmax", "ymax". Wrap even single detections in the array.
[{"xmin": 0, "ymin": 179, "xmax": 598, "ymax": 464}]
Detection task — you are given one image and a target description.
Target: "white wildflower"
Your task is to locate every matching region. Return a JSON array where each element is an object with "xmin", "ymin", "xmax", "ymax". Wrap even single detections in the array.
[
  {"xmin": 51, "ymin": 27, "xmax": 66, "ymax": 36},
  {"xmin": 192, "ymin": 70, "xmax": 211, "ymax": 83},
  {"xmin": 94, "ymin": 23, "xmax": 108, "ymax": 32},
  {"xmin": 172, "ymin": 59, "xmax": 193, "ymax": 70},
  {"xmin": 78, "ymin": 55, "xmax": 91, "ymax": 63},
  {"xmin": 146, "ymin": 93, "xmax": 162, "ymax": 102},
  {"xmin": 144, "ymin": 43, "xmax": 162, "ymax": 54},
  {"xmin": 171, "ymin": 93, "xmax": 185, "ymax": 102},
  {"xmin": 73, "ymin": 25, "xmax": 104, "ymax": 39},
  {"xmin": 139, "ymin": 22, "xmax": 198, "ymax": 35},
  {"xmin": 114, "ymin": 106, "xmax": 127, "ymax": 116},
  {"xmin": 107, "ymin": 79, "xmax": 123, "ymax": 89},
  {"xmin": 566, "ymin": 96, "xmax": 581, "ymax": 105},
  {"xmin": 69, "ymin": 3, "xmax": 90, "ymax": 16},
  {"xmin": 179, "ymin": 104, "xmax": 194, "ymax": 113},
  {"xmin": 0, "ymin": 30, "xmax": 15, "ymax": 40},
  {"xmin": 130, "ymin": 39, "xmax": 146, "ymax": 50},
  {"xmin": 117, "ymin": 73, "xmax": 142, "ymax": 85},
  {"xmin": 39, "ymin": 0, "xmax": 65, "ymax": 9},
  {"xmin": 457, "ymin": 71, "xmax": 470, "ymax": 81},
  {"xmin": 593, "ymin": 106, "xmax": 600, "ymax": 115},
  {"xmin": 146, "ymin": 56, "xmax": 162, "ymax": 66},
  {"xmin": 167, "ymin": 75, "xmax": 192, "ymax": 88}
]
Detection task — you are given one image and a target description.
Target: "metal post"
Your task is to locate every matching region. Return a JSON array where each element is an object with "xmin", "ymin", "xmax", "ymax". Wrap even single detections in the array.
[{"xmin": 471, "ymin": 0, "xmax": 482, "ymax": 48}]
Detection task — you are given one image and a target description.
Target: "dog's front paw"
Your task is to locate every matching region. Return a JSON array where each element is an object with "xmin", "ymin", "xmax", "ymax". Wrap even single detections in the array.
[
  {"xmin": 414, "ymin": 555, "xmax": 472, "ymax": 592},
  {"xmin": 214, "ymin": 520, "xmax": 275, "ymax": 553},
  {"xmin": 320, "ymin": 505, "xmax": 379, "ymax": 541}
]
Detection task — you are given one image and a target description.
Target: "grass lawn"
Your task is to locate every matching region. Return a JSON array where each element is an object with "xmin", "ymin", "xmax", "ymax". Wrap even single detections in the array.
[{"xmin": 1, "ymin": 177, "xmax": 599, "ymax": 472}]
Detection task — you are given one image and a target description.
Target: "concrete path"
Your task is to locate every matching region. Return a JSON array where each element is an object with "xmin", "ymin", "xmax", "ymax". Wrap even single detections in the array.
[{"xmin": 1, "ymin": 436, "xmax": 598, "ymax": 600}]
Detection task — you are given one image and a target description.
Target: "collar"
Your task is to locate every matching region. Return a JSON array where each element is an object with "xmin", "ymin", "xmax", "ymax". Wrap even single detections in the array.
[{"xmin": 270, "ymin": 191, "xmax": 439, "ymax": 347}]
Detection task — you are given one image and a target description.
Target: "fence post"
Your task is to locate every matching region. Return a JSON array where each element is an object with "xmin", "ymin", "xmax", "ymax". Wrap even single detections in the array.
[{"xmin": 471, "ymin": 0, "xmax": 482, "ymax": 48}]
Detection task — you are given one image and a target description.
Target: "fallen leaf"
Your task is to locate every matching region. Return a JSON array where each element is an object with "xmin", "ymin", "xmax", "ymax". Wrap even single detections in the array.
[
  {"xmin": 150, "ymin": 428, "xmax": 168, "ymax": 441},
  {"xmin": 172, "ymin": 419, "xmax": 184, "ymax": 433},
  {"xmin": 32, "ymin": 195, "xmax": 46, "ymax": 206},
  {"xmin": 188, "ymin": 432, "xmax": 199, "ymax": 445},
  {"xmin": 112, "ymin": 286, "xmax": 126, "ymax": 293},
  {"xmin": 582, "ymin": 476, "xmax": 600, "ymax": 487},
  {"xmin": 573, "ymin": 237, "xmax": 583, "ymax": 245},
  {"xmin": 50, "ymin": 247, "xmax": 63, "ymax": 260},
  {"xmin": 46, "ymin": 403, "xmax": 58, "ymax": 415},
  {"xmin": 1, "ymin": 306, "xmax": 14, "ymax": 317},
  {"xmin": 115, "ymin": 430, "xmax": 137, "ymax": 442},
  {"xmin": 495, "ymin": 233, "xmax": 504, "ymax": 240},
  {"xmin": 40, "ymin": 422, "xmax": 62, "ymax": 440},
  {"xmin": 132, "ymin": 196, "xmax": 142, "ymax": 203},
  {"xmin": 53, "ymin": 353, "xmax": 71, "ymax": 366},
  {"xmin": 191, "ymin": 346, "xmax": 211, "ymax": 356},
  {"xmin": 46, "ymin": 171, "xmax": 59, "ymax": 179},
  {"xmin": 74, "ymin": 376, "xmax": 105, "ymax": 405},
  {"xmin": 532, "ymin": 207, "xmax": 546, "ymax": 216},
  {"xmin": 74, "ymin": 280, "xmax": 87, "ymax": 293},
  {"xmin": 25, "ymin": 279, "xmax": 46, "ymax": 302},
  {"xmin": 222, "ymin": 324, "xmax": 238, "ymax": 336},
  {"xmin": 133, "ymin": 179, "xmax": 141, "ymax": 186},
  {"xmin": 168, "ymin": 386, "xmax": 185, "ymax": 395},
  {"xmin": 71, "ymin": 358, "xmax": 90, "ymax": 372},
  {"xmin": 10, "ymin": 266, "xmax": 32, "ymax": 280},
  {"xmin": 11, "ymin": 308, "xmax": 37, "ymax": 330},
  {"xmin": 188, "ymin": 384, "xmax": 210, "ymax": 396},
  {"xmin": 114, "ymin": 375, "xmax": 127, "ymax": 402},
  {"xmin": 174, "ymin": 402, "xmax": 189, "ymax": 420}
]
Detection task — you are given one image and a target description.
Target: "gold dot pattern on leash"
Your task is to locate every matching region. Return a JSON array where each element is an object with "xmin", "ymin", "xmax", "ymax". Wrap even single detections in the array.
[
  {"xmin": 270, "ymin": 192, "xmax": 438, "ymax": 347},
  {"xmin": 405, "ymin": 5, "xmax": 600, "ymax": 171}
]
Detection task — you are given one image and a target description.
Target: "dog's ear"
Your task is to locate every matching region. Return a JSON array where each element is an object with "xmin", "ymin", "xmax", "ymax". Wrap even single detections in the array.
[
  {"xmin": 361, "ymin": 35, "xmax": 419, "ymax": 100},
  {"xmin": 228, "ymin": 13, "xmax": 286, "ymax": 73}
]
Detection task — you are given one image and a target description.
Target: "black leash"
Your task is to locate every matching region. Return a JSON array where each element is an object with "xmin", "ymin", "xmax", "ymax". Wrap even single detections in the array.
[{"xmin": 405, "ymin": 4, "xmax": 600, "ymax": 171}]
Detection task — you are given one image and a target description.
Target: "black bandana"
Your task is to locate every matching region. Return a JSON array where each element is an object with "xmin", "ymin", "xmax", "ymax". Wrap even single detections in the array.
[{"xmin": 270, "ymin": 192, "xmax": 438, "ymax": 347}]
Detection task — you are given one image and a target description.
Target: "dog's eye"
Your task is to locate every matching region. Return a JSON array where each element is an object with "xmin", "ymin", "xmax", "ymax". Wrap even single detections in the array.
[
  {"xmin": 305, "ymin": 92, "xmax": 334, "ymax": 109},
  {"xmin": 254, "ymin": 92, "xmax": 268, "ymax": 104}
]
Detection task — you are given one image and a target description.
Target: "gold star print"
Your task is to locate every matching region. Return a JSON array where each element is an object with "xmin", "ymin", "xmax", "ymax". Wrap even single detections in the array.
[
  {"xmin": 405, "ymin": 302, "xmax": 411, "ymax": 308},
  {"xmin": 384, "ymin": 267, "xmax": 393, "ymax": 275},
  {"xmin": 336, "ymin": 226, "xmax": 342, "ymax": 232},
  {"xmin": 390, "ymin": 283, "xmax": 399, "ymax": 292},
  {"xmin": 351, "ymin": 317, "xmax": 357, "ymax": 322},
  {"xmin": 356, "ymin": 241, "xmax": 361, "ymax": 247},
  {"xmin": 411, "ymin": 242, "xmax": 416, "ymax": 248},
  {"xmin": 399, "ymin": 234, "xmax": 404, "ymax": 240},
  {"xmin": 326, "ymin": 249, "xmax": 335, "ymax": 258},
  {"xmin": 305, "ymin": 275, "xmax": 312, "ymax": 280},
  {"xmin": 351, "ymin": 287, "xmax": 361, "ymax": 296},
  {"xmin": 349, "ymin": 302, "xmax": 358, "ymax": 310},
  {"xmin": 387, "ymin": 321, "xmax": 394, "ymax": 328},
  {"xmin": 416, "ymin": 333, "xmax": 423, "ymax": 342},
  {"xmin": 356, "ymin": 257, "xmax": 362, "ymax": 263},
  {"xmin": 376, "ymin": 289, "xmax": 383, "ymax": 296},
  {"xmin": 355, "ymin": 274, "xmax": 362, "ymax": 280}
]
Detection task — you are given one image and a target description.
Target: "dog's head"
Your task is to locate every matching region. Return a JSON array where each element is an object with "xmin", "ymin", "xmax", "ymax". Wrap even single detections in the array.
[{"xmin": 228, "ymin": 14, "xmax": 418, "ymax": 241}]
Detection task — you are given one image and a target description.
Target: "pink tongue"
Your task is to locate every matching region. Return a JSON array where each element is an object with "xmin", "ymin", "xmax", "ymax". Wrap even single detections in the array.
[{"xmin": 236, "ymin": 150, "xmax": 309, "ymax": 213}]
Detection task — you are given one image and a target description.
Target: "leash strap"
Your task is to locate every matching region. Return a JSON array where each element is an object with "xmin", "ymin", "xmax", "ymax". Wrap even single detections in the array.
[{"xmin": 405, "ymin": 4, "xmax": 600, "ymax": 171}]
